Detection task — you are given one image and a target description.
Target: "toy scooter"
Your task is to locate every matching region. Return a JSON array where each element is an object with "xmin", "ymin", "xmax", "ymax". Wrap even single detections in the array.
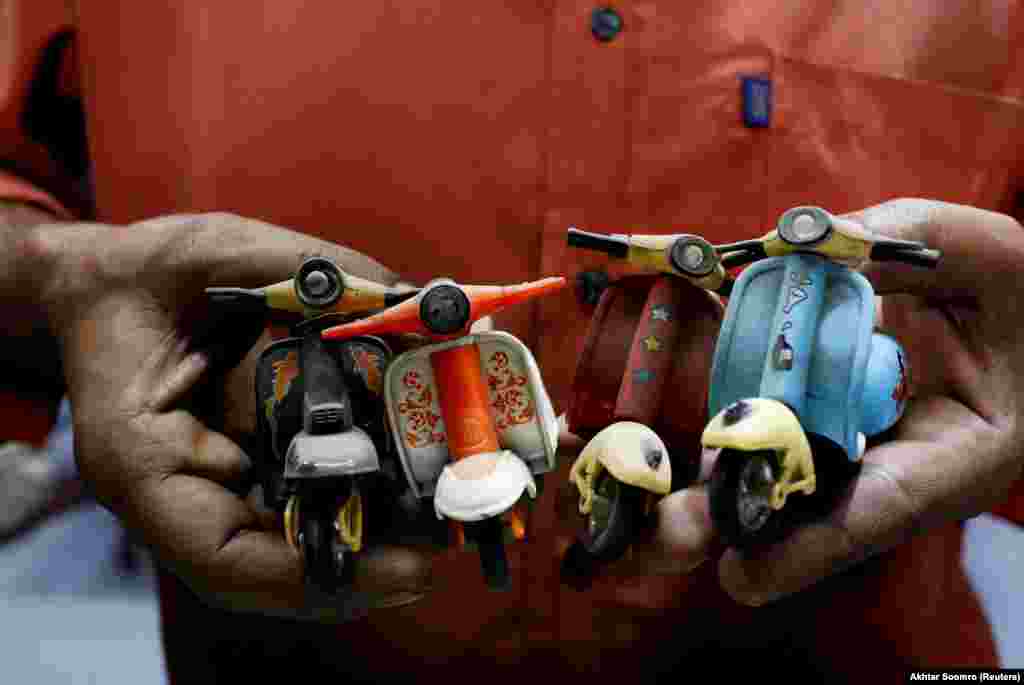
[
  {"xmin": 559, "ymin": 274, "xmax": 722, "ymax": 587},
  {"xmin": 206, "ymin": 257, "xmax": 417, "ymax": 593},
  {"xmin": 564, "ymin": 206, "xmax": 938, "ymax": 552},
  {"xmin": 322, "ymin": 276, "xmax": 565, "ymax": 589}
]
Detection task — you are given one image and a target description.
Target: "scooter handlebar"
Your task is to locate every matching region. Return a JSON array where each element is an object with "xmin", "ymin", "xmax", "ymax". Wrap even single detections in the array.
[{"xmin": 322, "ymin": 276, "xmax": 567, "ymax": 341}]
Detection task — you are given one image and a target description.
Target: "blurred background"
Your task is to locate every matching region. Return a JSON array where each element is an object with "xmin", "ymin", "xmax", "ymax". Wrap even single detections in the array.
[{"xmin": 0, "ymin": 399, "xmax": 167, "ymax": 684}]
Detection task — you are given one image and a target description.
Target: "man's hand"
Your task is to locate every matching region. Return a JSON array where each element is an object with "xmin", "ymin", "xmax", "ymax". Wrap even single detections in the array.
[
  {"xmin": 31, "ymin": 213, "xmax": 432, "ymax": 620},
  {"xmin": 607, "ymin": 199, "xmax": 1024, "ymax": 605}
]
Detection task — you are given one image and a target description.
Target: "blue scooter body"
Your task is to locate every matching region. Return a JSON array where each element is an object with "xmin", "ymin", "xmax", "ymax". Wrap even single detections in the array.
[{"xmin": 708, "ymin": 254, "xmax": 908, "ymax": 462}]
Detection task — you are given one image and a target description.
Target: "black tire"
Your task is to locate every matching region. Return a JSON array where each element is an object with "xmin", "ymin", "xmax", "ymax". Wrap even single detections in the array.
[
  {"xmin": 300, "ymin": 495, "xmax": 354, "ymax": 595},
  {"xmin": 577, "ymin": 471, "xmax": 638, "ymax": 561},
  {"xmin": 561, "ymin": 472, "xmax": 647, "ymax": 591},
  {"xmin": 709, "ymin": 449, "xmax": 790, "ymax": 549},
  {"xmin": 579, "ymin": 471, "xmax": 648, "ymax": 563}
]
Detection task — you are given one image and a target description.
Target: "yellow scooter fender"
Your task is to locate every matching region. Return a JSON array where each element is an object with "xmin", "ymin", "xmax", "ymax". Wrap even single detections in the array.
[
  {"xmin": 702, "ymin": 398, "xmax": 816, "ymax": 510},
  {"xmin": 570, "ymin": 421, "xmax": 671, "ymax": 516}
]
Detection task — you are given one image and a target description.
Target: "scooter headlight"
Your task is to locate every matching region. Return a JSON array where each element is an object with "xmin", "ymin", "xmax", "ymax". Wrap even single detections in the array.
[
  {"xmin": 777, "ymin": 206, "xmax": 832, "ymax": 246},
  {"xmin": 669, "ymin": 235, "xmax": 717, "ymax": 277},
  {"xmin": 295, "ymin": 257, "xmax": 346, "ymax": 309}
]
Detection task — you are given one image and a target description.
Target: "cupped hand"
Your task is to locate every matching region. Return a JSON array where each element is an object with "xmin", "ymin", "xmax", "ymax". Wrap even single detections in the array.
[
  {"xmin": 600, "ymin": 198, "xmax": 1024, "ymax": 605},
  {"xmin": 32, "ymin": 213, "xmax": 433, "ymax": 620}
]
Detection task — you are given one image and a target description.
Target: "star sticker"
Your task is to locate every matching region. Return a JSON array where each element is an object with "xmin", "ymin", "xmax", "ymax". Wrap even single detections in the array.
[
  {"xmin": 643, "ymin": 335, "xmax": 662, "ymax": 352},
  {"xmin": 633, "ymin": 369, "xmax": 654, "ymax": 384},
  {"xmin": 650, "ymin": 305, "xmax": 673, "ymax": 322}
]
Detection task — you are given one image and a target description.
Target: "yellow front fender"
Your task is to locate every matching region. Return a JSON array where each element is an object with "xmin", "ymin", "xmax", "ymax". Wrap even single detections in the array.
[
  {"xmin": 569, "ymin": 422, "xmax": 671, "ymax": 515},
  {"xmin": 702, "ymin": 399, "xmax": 816, "ymax": 509}
]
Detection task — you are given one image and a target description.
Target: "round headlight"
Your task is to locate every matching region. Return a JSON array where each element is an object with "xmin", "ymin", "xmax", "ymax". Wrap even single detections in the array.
[
  {"xmin": 777, "ymin": 206, "xmax": 832, "ymax": 246},
  {"xmin": 295, "ymin": 257, "xmax": 346, "ymax": 309}
]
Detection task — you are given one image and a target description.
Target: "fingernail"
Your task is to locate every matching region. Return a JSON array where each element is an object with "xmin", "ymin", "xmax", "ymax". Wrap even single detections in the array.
[{"xmin": 187, "ymin": 349, "xmax": 210, "ymax": 369}]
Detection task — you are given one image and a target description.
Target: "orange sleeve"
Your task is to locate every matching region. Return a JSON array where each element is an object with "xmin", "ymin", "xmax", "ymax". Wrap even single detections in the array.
[{"xmin": 0, "ymin": 0, "xmax": 80, "ymax": 218}]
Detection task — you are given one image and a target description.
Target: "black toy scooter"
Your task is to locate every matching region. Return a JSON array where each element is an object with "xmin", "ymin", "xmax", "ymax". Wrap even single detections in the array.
[{"xmin": 207, "ymin": 257, "xmax": 416, "ymax": 593}]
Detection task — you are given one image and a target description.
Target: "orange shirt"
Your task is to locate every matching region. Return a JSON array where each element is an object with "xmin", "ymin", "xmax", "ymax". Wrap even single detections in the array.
[{"xmin": 3, "ymin": 1, "xmax": 1023, "ymax": 681}]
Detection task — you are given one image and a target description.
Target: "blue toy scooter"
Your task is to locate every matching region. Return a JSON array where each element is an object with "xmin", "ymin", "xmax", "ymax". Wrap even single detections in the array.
[{"xmin": 566, "ymin": 206, "xmax": 938, "ymax": 548}]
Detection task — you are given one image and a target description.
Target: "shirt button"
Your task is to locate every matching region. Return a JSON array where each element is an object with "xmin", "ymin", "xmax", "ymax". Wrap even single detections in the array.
[{"xmin": 591, "ymin": 7, "xmax": 623, "ymax": 42}]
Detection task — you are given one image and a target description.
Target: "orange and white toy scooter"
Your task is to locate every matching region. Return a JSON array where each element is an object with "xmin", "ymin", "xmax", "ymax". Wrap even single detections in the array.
[{"xmin": 322, "ymin": 277, "xmax": 565, "ymax": 590}]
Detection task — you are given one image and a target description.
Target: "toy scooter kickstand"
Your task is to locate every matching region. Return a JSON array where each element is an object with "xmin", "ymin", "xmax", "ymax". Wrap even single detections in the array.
[
  {"xmin": 205, "ymin": 257, "xmax": 418, "ymax": 594},
  {"xmin": 323, "ymin": 276, "xmax": 566, "ymax": 590}
]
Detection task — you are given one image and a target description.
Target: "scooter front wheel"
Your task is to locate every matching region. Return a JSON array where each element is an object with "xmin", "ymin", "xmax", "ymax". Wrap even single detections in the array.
[
  {"xmin": 581, "ymin": 470, "xmax": 647, "ymax": 561},
  {"xmin": 295, "ymin": 492, "xmax": 358, "ymax": 594},
  {"xmin": 709, "ymin": 449, "xmax": 788, "ymax": 549},
  {"xmin": 561, "ymin": 470, "xmax": 648, "ymax": 590}
]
